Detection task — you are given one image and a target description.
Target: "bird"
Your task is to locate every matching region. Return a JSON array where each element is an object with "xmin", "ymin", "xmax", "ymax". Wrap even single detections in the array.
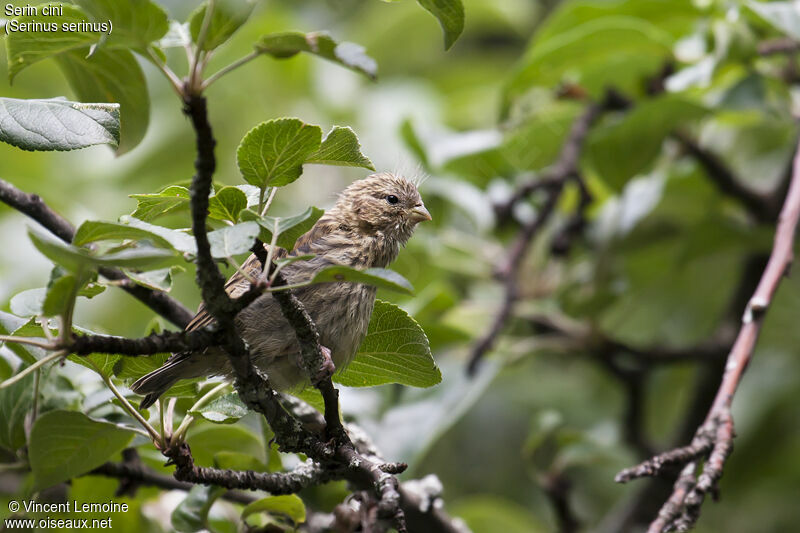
[{"xmin": 131, "ymin": 172, "xmax": 431, "ymax": 409}]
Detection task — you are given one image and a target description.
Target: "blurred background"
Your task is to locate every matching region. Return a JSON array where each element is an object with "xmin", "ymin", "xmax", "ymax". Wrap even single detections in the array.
[{"xmin": 2, "ymin": 0, "xmax": 800, "ymax": 532}]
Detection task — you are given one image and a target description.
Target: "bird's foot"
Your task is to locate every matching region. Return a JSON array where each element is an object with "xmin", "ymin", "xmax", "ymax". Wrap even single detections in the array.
[{"xmin": 313, "ymin": 345, "xmax": 336, "ymax": 386}]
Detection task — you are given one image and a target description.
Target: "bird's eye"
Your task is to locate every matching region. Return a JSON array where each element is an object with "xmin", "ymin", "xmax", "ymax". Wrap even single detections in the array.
[{"xmin": 386, "ymin": 195, "xmax": 399, "ymax": 205}]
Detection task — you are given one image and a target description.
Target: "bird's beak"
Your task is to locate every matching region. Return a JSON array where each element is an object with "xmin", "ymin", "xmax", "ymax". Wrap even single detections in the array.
[{"xmin": 410, "ymin": 203, "xmax": 432, "ymax": 223}]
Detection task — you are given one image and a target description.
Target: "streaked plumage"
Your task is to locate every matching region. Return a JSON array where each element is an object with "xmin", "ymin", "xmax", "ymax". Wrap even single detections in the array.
[{"xmin": 132, "ymin": 173, "xmax": 430, "ymax": 408}]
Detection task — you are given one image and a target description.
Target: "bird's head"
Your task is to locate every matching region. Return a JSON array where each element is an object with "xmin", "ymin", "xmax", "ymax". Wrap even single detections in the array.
[{"xmin": 332, "ymin": 172, "xmax": 431, "ymax": 244}]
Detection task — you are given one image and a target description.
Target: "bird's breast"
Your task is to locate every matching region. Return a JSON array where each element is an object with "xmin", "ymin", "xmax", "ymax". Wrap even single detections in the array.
[{"xmin": 300, "ymin": 282, "xmax": 377, "ymax": 368}]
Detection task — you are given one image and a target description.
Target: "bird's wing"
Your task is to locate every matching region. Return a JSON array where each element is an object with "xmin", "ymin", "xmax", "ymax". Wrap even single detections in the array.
[{"xmin": 185, "ymin": 245, "xmax": 287, "ymax": 332}]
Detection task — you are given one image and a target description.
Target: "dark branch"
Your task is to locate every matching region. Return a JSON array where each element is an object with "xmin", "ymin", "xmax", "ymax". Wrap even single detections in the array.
[
  {"xmin": 164, "ymin": 442, "xmax": 332, "ymax": 494},
  {"xmin": 0, "ymin": 177, "xmax": 194, "ymax": 328},
  {"xmin": 270, "ymin": 271, "xmax": 347, "ymax": 441},
  {"xmin": 90, "ymin": 449, "xmax": 255, "ymax": 505},
  {"xmin": 69, "ymin": 329, "xmax": 224, "ymax": 356},
  {"xmin": 673, "ymin": 131, "xmax": 777, "ymax": 222},
  {"xmin": 540, "ymin": 471, "xmax": 580, "ymax": 533}
]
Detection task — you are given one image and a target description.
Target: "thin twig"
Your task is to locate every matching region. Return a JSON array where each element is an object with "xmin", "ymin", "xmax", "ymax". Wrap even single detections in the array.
[
  {"xmin": 0, "ymin": 335, "xmax": 58, "ymax": 350},
  {"xmin": 674, "ymin": 131, "xmax": 777, "ymax": 222},
  {"xmin": 616, "ymin": 135, "xmax": 800, "ymax": 532},
  {"xmin": 0, "ymin": 349, "xmax": 66, "ymax": 389},
  {"xmin": 202, "ymin": 50, "xmax": 261, "ymax": 91},
  {"xmin": 88, "ymin": 359, "xmax": 161, "ymax": 444},
  {"xmin": 90, "ymin": 449, "xmax": 256, "ymax": 505},
  {"xmin": 758, "ymin": 37, "xmax": 800, "ymax": 56},
  {"xmin": 468, "ymin": 98, "xmax": 606, "ymax": 375},
  {"xmin": 146, "ymin": 46, "xmax": 184, "ymax": 97}
]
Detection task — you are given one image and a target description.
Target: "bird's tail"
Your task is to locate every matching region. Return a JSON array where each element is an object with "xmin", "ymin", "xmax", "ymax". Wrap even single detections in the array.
[{"xmin": 131, "ymin": 353, "xmax": 194, "ymax": 409}]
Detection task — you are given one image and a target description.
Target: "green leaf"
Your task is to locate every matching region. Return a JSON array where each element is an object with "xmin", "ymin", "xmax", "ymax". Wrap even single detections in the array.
[
  {"xmin": 55, "ymin": 47, "xmax": 150, "ymax": 154},
  {"xmin": 746, "ymin": 1, "xmax": 800, "ymax": 40},
  {"xmin": 29, "ymin": 226, "xmax": 182, "ymax": 272},
  {"xmin": 242, "ymin": 495, "xmax": 306, "ymax": 525},
  {"xmin": 42, "ymin": 274, "xmax": 80, "ymax": 317},
  {"xmin": 186, "ymin": 424, "xmax": 265, "ymax": 468},
  {"xmin": 0, "ymin": 97, "xmax": 120, "ymax": 152},
  {"xmin": 130, "ymin": 186, "xmax": 191, "ymax": 222},
  {"xmin": 0, "ymin": 370, "xmax": 32, "ymax": 453},
  {"xmin": 586, "ymin": 95, "xmax": 707, "ymax": 189},
  {"xmin": 74, "ymin": 0, "xmax": 169, "ymax": 49},
  {"xmin": 9, "ymin": 288, "xmax": 46, "ymax": 317},
  {"xmin": 416, "ymin": 0, "xmax": 465, "ymax": 50},
  {"xmin": 4, "ymin": 4, "xmax": 99, "ymax": 81},
  {"xmin": 172, "ymin": 485, "xmax": 225, "ymax": 533},
  {"xmin": 306, "ymin": 126, "xmax": 375, "ymax": 169},
  {"xmin": 335, "ymin": 300, "xmax": 439, "ymax": 388},
  {"xmin": 310, "ymin": 266, "xmax": 414, "ymax": 295},
  {"xmin": 93, "ymin": 247, "xmax": 183, "ymax": 270},
  {"xmin": 504, "ymin": 17, "xmax": 673, "ymax": 111},
  {"xmin": 207, "ymin": 221, "xmax": 260, "ymax": 258},
  {"xmin": 0, "ymin": 359, "xmax": 10, "ymax": 381},
  {"xmin": 189, "ymin": 393, "xmax": 249, "ymax": 424},
  {"xmin": 67, "ymin": 351, "xmax": 120, "ymax": 378},
  {"xmin": 73, "ymin": 220, "xmax": 175, "ymax": 249},
  {"xmin": 162, "ymin": 379, "xmax": 201, "ymax": 400},
  {"xmin": 400, "ymin": 118, "xmax": 429, "ymax": 168},
  {"xmin": 208, "ymin": 186, "xmax": 248, "ymax": 223},
  {"xmin": 0, "ymin": 313, "xmax": 41, "ymax": 364},
  {"xmin": 255, "ymin": 31, "xmax": 377, "ymax": 80},
  {"xmin": 189, "ymin": 0, "xmax": 254, "ymax": 51},
  {"xmin": 119, "ymin": 216, "xmax": 198, "ymax": 254},
  {"xmin": 78, "ymin": 282, "xmax": 106, "ymax": 299},
  {"xmin": 113, "ymin": 352, "xmax": 169, "ymax": 380},
  {"xmin": 288, "ymin": 387, "xmax": 325, "ymax": 413},
  {"xmin": 240, "ymin": 206, "xmax": 324, "ymax": 250},
  {"xmin": 501, "ymin": 101, "xmax": 582, "ymax": 172},
  {"xmin": 123, "ymin": 266, "xmax": 181, "ymax": 292},
  {"xmin": 28, "ymin": 226, "xmax": 96, "ymax": 272},
  {"xmin": 29, "ymin": 410, "xmax": 135, "ymax": 490},
  {"xmin": 451, "ymin": 496, "xmax": 548, "ymax": 533},
  {"xmin": 236, "ymin": 118, "xmax": 323, "ymax": 189}
]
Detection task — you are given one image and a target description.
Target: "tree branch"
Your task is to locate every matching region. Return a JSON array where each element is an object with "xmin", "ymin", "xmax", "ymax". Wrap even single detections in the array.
[
  {"xmin": 0, "ymin": 178, "xmax": 194, "ymax": 328},
  {"xmin": 165, "ymin": 442, "xmax": 333, "ymax": 494},
  {"xmin": 468, "ymin": 97, "xmax": 610, "ymax": 375},
  {"xmin": 69, "ymin": 329, "xmax": 224, "ymax": 356},
  {"xmin": 615, "ymin": 135, "xmax": 800, "ymax": 532},
  {"xmin": 673, "ymin": 131, "xmax": 778, "ymax": 222},
  {"xmin": 90, "ymin": 449, "xmax": 255, "ymax": 505}
]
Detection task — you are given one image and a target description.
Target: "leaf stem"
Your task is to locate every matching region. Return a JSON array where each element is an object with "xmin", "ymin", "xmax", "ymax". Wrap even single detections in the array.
[
  {"xmin": 0, "ymin": 335, "xmax": 59, "ymax": 350},
  {"xmin": 201, "ymin": 50, "xmax": 261, "ymax": 90},
  {"xmin": 190, "ymin": 0, "xmax": 216, "ymax": 94},
  {"xmin": 260, "ymin": 218, "xmax": 280, "ymax": 284},
  {"xmin": 0, "ymin": 350, "xmax": 66, "ymax": 389},
  {"xmin": 147, "ymin": 46, "xmax": 184, "ymax": 97},
  {"xmin": 88, "ymin": 359, "xmax": 161, "ymax": 445},
  {"xmin": 267, "ymin": 280, "xmax": 313, "ymax": 293},
  {"xmin": 172, "ymin": 382, "xmax": 230, "ymax": 443},
  {"xmin": 158, "ymin": 399, "xmax": 170, "ymax": 441}
]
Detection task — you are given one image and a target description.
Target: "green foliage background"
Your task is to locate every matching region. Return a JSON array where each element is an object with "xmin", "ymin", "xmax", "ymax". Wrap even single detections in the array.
[{"xmin": 1, "ymin": 0, "xmax": 800, "ymax": 532}]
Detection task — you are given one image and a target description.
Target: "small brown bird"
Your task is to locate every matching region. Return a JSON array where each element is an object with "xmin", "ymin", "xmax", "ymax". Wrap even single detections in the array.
[{"xmin": 132, "ymin": 173, "xmax": 431, "ymax": 408}]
